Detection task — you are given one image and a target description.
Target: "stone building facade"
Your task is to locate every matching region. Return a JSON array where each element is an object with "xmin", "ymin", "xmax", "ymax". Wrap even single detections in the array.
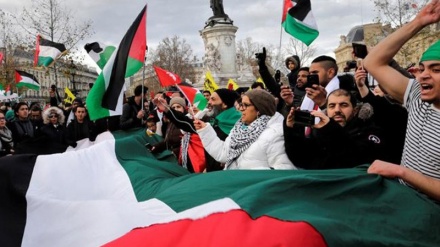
[
  {"xmin": 2, "ymin": 48, "xmax": 98, "ymax": 104},
  {"xmin": 334, "ymin": 22, "xmax": 440, "ymax": 72}
]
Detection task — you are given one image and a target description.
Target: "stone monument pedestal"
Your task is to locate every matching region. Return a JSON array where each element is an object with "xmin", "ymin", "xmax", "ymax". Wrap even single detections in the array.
[{"xmin": 200, "ymin": 18, "xmax": 238, "ymax": 86}]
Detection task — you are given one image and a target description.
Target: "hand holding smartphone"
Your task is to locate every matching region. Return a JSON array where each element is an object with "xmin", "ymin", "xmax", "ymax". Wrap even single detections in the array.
[
  {"xmin": 306, "ymin": 74, "xmax": 319, "ymax": 88},
  {"xmin": 145, "ymin": 143, "xmax": 153, "ymax": 151}
]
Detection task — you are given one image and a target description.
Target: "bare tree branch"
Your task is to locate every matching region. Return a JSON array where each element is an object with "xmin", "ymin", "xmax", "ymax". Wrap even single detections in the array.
[{"xmin": 149, "ymin": 35, "xmax": 196, "ymax": 83}]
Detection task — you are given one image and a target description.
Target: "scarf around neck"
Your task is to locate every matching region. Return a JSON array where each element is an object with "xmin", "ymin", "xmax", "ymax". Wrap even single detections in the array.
[
  {"xmin": 0, "ymin": 126, "xmax": 13, "ymax": 147},
  {"xmin": 226, "ymin": 115, "xmax": 271, "ymax": 168},
  {"xmin": 212, "ymin": 107, "xmax": 242, "ymax": 135}
]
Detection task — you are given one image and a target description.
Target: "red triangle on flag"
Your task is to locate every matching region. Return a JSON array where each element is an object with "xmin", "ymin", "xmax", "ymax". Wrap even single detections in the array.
[
  {"xmin": 154, "ymin": 66, "xmax": 182, "ymax": 87},
  {"xmin": 282, "ymin": 0, "xmax": 294, "ymax": 23}
]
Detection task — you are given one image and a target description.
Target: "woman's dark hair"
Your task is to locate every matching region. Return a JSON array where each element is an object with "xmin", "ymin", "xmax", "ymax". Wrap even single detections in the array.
[{"xmin": 251, "ymin": 82, "xmax": 265, "ymax": 89}]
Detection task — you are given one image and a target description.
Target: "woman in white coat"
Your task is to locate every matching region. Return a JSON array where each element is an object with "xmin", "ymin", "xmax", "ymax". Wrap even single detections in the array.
[{"xmin": 194, "ymin": 89, "xmax": 295, "ymax": 170}]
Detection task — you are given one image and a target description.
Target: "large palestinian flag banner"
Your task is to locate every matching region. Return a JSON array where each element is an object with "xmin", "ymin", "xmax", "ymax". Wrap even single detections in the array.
[
  {"xmin": 15, "ymin": 70, "xmax": 40, "ymax": 91},
  {"xmin": 1, "ymin": 129, "xmax": 440, "ymax": 246},
  {"xmin": 282, "ymin": 0, "xmax": 319, "ymax": 46},
  {"xmin": 33, "ymin": 35, "xmax": 67, "ymax": 67},
  {"xmin": 86, "ymin": 6, "xmax": 147, "ymax": 121}
]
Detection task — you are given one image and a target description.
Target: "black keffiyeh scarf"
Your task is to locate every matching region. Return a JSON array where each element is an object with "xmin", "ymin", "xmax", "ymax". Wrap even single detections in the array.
[{"xmin": 226, "ymin": 115, "xmax": 271, "ymax": 168}]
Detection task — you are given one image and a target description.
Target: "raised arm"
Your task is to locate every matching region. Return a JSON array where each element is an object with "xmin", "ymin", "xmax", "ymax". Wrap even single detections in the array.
[
  {"xmin": 363, "ymin": 0, "xmax": 440, "ymax": 103},
  {"xmin": 368, "ymin": 160, "xmax": 440, "ymax": 201}
]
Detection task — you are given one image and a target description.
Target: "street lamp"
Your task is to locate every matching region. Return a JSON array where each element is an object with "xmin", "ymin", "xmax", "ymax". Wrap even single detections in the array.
[{"xmin": 70, "ymin": 60, "xmax": 77, "ymax": 96}]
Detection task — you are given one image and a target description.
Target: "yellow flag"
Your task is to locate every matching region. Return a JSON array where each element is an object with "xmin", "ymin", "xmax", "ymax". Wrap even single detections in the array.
[
  {"xmin": 256, "ymin": 77, "xmax": 267, "ymax": 88},
  {"xmin": 226, "ymin": 78, "xmax": 239, "ymax": 90},
  {"xmin": 203, "ymin": 71, "xmax": 219, "ymax": 93},
  {"xmin": 64, "ymin": 87, "xmax": 76, "ymax": 104}
]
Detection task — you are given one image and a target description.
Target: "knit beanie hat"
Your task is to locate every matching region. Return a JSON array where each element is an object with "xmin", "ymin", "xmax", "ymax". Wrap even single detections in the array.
[
  {"xmin": 245, "ymin": 90, "xmax": 276, "ymax": 117},
  {"xmin": 420, "ymin": 40, "xmax": 440, "ymax": 62},
  {"xmin": 215, "ymin": 88, "xmax": 239, "ymax": 109},
  {"xmin": 5, "ymin": 110, "xmax": 15, "ymax": 122},
  {"xmin": 170, "ymin": 97, "xmax": 186, "ymax": 108}
]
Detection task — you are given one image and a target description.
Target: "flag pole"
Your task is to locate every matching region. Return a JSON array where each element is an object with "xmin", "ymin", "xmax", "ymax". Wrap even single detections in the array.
[
  {"xmin": 278, "ymin": 0, "xmax": 285, "ymax": 65},
  {"xmin": 141, "ymin": 46, "xmax": 148, "ymax": 125}
]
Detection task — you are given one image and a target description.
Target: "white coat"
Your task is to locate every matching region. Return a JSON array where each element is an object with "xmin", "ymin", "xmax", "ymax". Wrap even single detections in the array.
[{"xmin": 197, "ymin": 112, "xmax": 296, "ymax": 170}]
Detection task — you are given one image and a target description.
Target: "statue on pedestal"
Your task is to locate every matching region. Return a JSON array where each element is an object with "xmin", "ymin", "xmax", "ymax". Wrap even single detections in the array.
[
  {"xmin": 205, "ymin": 0, "xmax": 233, "ymax": 27},
  {"xmin": 210, "ymin": 0, "xmax": 228, "ymax": 18}
]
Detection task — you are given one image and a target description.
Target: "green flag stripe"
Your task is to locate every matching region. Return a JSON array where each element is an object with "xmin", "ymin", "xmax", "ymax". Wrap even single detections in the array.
[
  {"xmin": 194, "ymin": 93, "xmax": 207, "ymax": 110},
  {"xmin": 97, "ymin": 46, "xmax": 117, "ymax": 69},
  {"xmin": 37, "ymin": 56, "xmax": 55, "ymax": 67},
  {"xmin": 125, "ymin": 57, "xmax": 144, "ymax": 78},
  {"xmin": 282, "ymin": 15, "xmax": 319, "ymax": 46},
  {"xmin": 112, "ymin": 130, "xmax": 440, "ymax": 247},
  {"xmin": 16, "ymin": 83, "xmax": 40, "ymax": 90},
  {"xmin": 86, "ymin": 72, "xmax": 110, "ymax": 120}
]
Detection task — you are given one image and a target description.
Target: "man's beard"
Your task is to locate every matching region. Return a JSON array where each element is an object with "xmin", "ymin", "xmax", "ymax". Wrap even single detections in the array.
[
  {"xmin": 208, "ymin": 104, "xmax": 222, "ymax": 117},
  {"xmin": 331, "ymin": 113, "xmax": 347, "ymax": 126}
]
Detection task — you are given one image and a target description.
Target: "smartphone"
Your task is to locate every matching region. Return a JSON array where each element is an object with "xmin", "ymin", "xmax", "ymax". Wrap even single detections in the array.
[
  {"xmin": 294, "ymin": 110, "xmax": 314, "ymax": 126},
  {"xmin": 352, "ymin": 43, "xmax": 368, "ymax": 59},
  {"xmin": 306, "ymin": 74, "xmax": 319, "ymax": 88},
  {"xmin": 145, "ymin": 143, "xmax": 153, "ymax": 150},
  {"xmin": 356, "ymin": 59, "xmax": 363, "ymax": 70}
]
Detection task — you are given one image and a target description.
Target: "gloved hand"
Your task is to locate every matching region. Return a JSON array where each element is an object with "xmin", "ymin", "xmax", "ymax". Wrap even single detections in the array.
[{"xmin": 255, "ymin": 47, "xmax": 266, "ymax": 67}]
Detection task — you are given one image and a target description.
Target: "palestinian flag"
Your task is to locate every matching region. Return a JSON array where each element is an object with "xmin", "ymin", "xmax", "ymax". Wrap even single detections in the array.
[
  {"xmin": 15, "ymin": 70, "xmax": 40, "ymax": 90},
  {"xmin": 154, "ymin": 66, "xmax": 182, "ymax": 86},
  {"xmin": 176, "ymin": 82, "xmax": 207, "ymax": 110},
  {"xmin": 84, "ymin": 42, "xmax": 116, "ymax": 70},
  {"xmin": 86, "ymin": 5, "xmax": 147, "ymax": 121},
  {"xmin": 33, "ymin": 35, "xmax": 67, "ymax": 67},
  {"xmin": 282, "ymin": 0, "xmax": 319, "ymax": 46},
  {"xmin": 4, "ymin": 84, "xmax": 10, "ymax": 96},
  {"xmin": 1, "ymin": 129, "xmax": 440, "ymax": 246}
]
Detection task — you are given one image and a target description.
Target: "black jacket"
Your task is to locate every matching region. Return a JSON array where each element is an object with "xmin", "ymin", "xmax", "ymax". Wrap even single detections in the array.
[
  {"xmin": 7, "ymin": 120, "xmax": 34, "ymax": 145},
  {"xmin": 258, "ymin": 60, "xmax": 284, "ymax": 112},
  {"xmin": 360, "ymin": 91, "xmax": 407, "ymax": 164},
  {"xmin": 284, "ymin": 117, "xmax": 387, "ymax": 169},
  {"xmin": 120, "ymin": 96, "xmax": 145, "ymax": 130},
  {"xmin": 66, "ymin": 120, "xmax": 98, "ymax": 147},
  {"xmin": 40, "ymin": 124, "xmax": 67, "ymax": 145}
]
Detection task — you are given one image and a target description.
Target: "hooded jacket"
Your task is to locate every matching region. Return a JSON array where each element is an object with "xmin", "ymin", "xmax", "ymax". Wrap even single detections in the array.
[{"xmin": 285, "ymin": 55, "xmax": 301, "ymax": 88}]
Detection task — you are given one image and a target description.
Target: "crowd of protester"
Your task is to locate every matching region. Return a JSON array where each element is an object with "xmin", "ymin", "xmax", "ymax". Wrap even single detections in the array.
[{"xmin": 1, "ymin": 1, "xmax": 439, "ymax": 204}]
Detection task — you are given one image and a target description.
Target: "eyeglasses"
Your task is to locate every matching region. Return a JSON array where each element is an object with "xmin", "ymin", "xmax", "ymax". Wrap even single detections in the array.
[
  {"xmin": 49, "ymin": 114, "xmax": 58, "ymax": 118},
  {"xmin": 238, "ymin": 102, "xmax": 253, "ymax": 110},
  {"xmin": 0, "ymin": 117, "xmax": 5, "ymax": 120}
]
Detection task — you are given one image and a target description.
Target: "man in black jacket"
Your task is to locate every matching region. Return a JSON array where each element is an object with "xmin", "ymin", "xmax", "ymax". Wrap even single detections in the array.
[
  {"xmin": 284, "ymin": 89, "xmax": 386, "ymax": 169},
  {"xmin": 120, "ymin": 85, "xmax": 148, "ymax": 130},
  {"xmin": 66, "ymin": 104, "xmax": 98, "ymax": 147},
  {"xmin": 280, "ymin": 67, "xmax": 309, "ymax": 111}
]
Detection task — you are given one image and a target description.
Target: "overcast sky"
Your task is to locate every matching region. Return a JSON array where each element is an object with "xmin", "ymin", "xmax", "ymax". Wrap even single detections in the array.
[{"xmin": 1, "ymin": 0, "xmax": 377, "ymax": 67}]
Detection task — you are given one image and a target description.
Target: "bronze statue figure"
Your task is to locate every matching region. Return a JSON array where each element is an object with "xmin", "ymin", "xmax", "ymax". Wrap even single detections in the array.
[
  {"xmin": 205, "ymin": 0, "xmax": 233, "ymax": 28},
  {"xmin": 210, "ymin": 0, "xmax": 228, "ymax": 18}
]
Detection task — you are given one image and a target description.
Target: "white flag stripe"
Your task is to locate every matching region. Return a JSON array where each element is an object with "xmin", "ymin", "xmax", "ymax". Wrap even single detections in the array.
[
  {"xmin": 19, "ymin": 75, "xmax": 40, "ymax": 86},
  {"xmin": 22, "ymin": 133, "xmax": 241, "ymax": 246},
  {"xmin": 39, "ymin": 46, "xmax": 63, "ymax": 59}
]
